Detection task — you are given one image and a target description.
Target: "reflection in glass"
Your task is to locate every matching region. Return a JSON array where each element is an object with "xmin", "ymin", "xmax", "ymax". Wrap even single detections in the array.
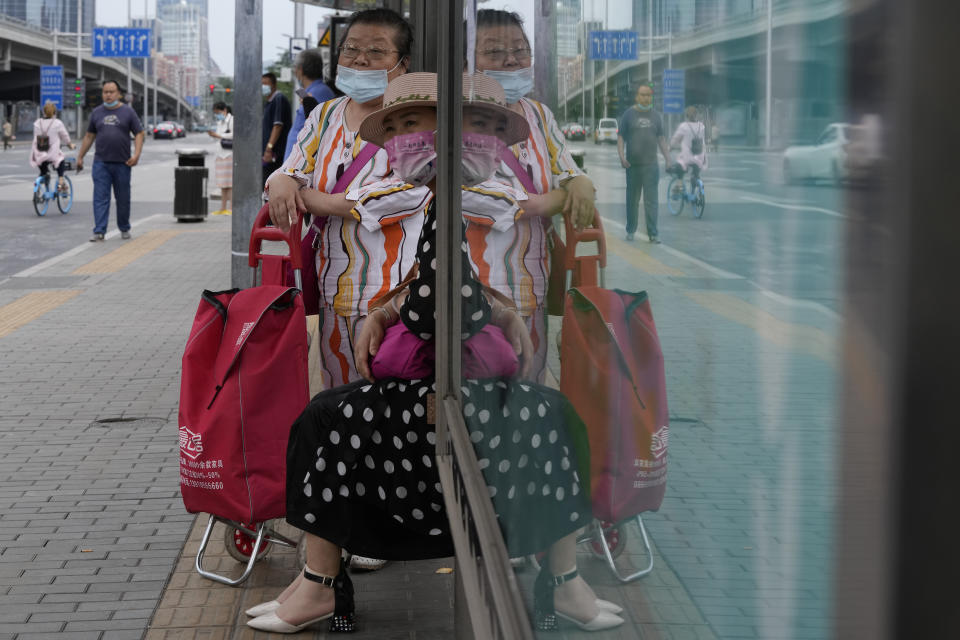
[{"xmin": 464, "ymin": 1, "xmax": 846, "ymax": 637}]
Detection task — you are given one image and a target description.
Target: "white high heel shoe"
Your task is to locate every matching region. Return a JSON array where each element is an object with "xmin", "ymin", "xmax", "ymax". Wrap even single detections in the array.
[
  {"xmin": 596, "ymin": 598, "xmax": 624, "ymax": 615},
  {"xmin": 247, "ymin": 561, "xmax": 355, "ymax": 634},
  {"xmin": 534, "ymin": 567, "xmax": 625, "ymax": 631},
  {"xmin": 244, "ymin": 599, "xmax": 280, "ymax": 617},
  {"xmin": 556, "ymin": 607, "xmax": 625, "ymax": 631}
]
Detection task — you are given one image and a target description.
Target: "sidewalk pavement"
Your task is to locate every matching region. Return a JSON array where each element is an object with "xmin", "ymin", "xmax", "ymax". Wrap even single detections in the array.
[{"xmin": 0, "ymin": 196, "xmax": 836, "ymax": 638}]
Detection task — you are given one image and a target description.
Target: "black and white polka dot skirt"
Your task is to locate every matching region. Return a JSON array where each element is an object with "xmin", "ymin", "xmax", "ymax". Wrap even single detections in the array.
[{"xmin": 286, "ymin": 377, "xmax": 592, "ymax": 560}]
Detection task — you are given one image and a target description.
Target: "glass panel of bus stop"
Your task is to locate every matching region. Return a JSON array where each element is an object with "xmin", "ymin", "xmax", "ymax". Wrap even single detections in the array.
[{"xmin": 469, "ymin": 2, "xmax": 847, "ymax": 637}]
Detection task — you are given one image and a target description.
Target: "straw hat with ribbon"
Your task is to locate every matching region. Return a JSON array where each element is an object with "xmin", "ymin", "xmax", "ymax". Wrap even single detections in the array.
[{"xmin": 359, "ymin": 72, "xmax": 529, "ymax": 147}]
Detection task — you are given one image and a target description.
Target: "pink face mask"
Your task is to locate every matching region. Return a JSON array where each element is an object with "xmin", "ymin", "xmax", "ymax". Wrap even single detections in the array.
[
  {"xmin": 385, "ymin": 130, "xmax": 437, "ymax": 187},
  {"xmin": 461, "ymin": 132, "xmax": 506, "ymax": 187}
]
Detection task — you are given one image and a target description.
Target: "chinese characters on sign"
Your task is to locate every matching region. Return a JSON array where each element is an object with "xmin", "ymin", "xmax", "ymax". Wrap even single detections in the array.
[
  {"xmin": 662, "ymin": 69, "xmax": 685, "ymax": 114},
  {"xmin": 40, "ymin": 66, "xmax": 63, "ymax": 110}
]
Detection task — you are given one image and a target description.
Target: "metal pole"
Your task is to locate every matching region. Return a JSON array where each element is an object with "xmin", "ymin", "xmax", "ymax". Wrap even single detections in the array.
[
  {"xmin": 647, "ymin": 1, "xmax": 653, "ymax": 83},
  {"xmin": 143, "ymin": 0, "xmax": 148, "ymax": 123},
  {"xmin": 764, "ymin": 0, "xmax": 773, "ymax": 149},
  {"xmin": 580, "ymin": 2, "xmax": 585, "ymax": 125},
  {"xmin": 127, "ymin": 0, "xmax": 133, "ymax": 103},
  {"xmin": 603, "ymin": 0, "xmax": 607, "ymax": 118},
  {"xmin": 153, "ymin": 6, "xmax": 158, "ymax": 124},
  {"xmin": 293, "ymin": 1, "xmax": 304, "ymax": 112},
  {"xmin": 232, "ymin": 0, "xmax": 264, "ymax": 289},
  {"xmin": 77, "ymin": 0, "xmax": 82, "ymax": 137},
  {"xmin": 667, "ymin": 32, "xmax": 672, "ymax": 134},
  {"xmin": 53, "ymin": 32, "xmax": 58, "ymax": 65},
  {"xmin": 176, "ymin": 70, "xmax": 181, "ymax": 121}
]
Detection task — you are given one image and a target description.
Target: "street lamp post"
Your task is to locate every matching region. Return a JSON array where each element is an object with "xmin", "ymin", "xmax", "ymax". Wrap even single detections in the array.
[
  {"xmin": 76, "ymin": 0, "xmax": 83, "ymax": 137},
  {"xmin": 765, "ymin": 0, "xmax": 773, "ymax": 149},
  {"xmin": 143, "ymin": 0, "xmax": 149, "ymax": 123}
]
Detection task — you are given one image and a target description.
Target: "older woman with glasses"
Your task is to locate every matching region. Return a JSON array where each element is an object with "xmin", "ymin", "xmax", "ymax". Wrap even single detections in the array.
[
  {"xmin": 463, "ymin": 9, "xmax": 597, "ymax": 384},
  {"xmin": 265, "ymin": 7, "xmax": 430, "ymax": 575}
]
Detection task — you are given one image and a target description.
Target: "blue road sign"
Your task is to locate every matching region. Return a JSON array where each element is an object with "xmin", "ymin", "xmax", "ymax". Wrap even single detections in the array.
[
  {"xmin": 186, "ymin": 96, "xmax": 201, "ymax": 108},
  {"xmin": 662, "ymin": 69, "xmax": 685, "ymax": 114},
  {"xmin": 588, "ymin": 31, "xmax": 639, "ymax": 61},
  {"xmin": 40, "ymin": 65, "xmax": 64, "ymax": 110},
  {"xmin": 92, "ymin": 27, "xmax": 152, "ymax": 58}
]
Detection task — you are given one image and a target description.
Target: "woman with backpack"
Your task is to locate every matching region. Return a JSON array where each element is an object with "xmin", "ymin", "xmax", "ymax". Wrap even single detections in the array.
[
  {"xmin": 669, "ymin": 105, "xmax": 708, "ymax": 190},
  {"xmin": 30, "ymin": 102, "xmax": 74, "ymax": 193}
]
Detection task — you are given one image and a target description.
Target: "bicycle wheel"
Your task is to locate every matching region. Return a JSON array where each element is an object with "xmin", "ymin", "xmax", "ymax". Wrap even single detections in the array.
[
  {"xmin": 56, "ymin": 175, "xmax": 73, "ymax": 214},
  {"xmin": 666, "ymin": 177, "xmax": 685, "ymax": 215},
  {"xmin": 33, "ymin": 181, "xmax": 49, "ymax": 217},
  {"xmin": 693, "ymin": 181, "xmax": 705, "ymax": 219}
]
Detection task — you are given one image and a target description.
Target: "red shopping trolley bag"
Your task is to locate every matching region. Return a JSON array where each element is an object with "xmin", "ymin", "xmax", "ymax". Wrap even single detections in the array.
[
  {"xmin": 557, "ymin": 216, "xmax": 669, "ymax": 523},
  {"xmin": 179, "ymin": 205, "xmax": 310, "ymax": 524}
]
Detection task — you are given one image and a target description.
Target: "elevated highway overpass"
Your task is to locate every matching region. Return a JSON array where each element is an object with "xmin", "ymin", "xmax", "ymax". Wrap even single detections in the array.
[{"xmin": 0, "ymin": 15, "xmax": 195, "ymax": 135}]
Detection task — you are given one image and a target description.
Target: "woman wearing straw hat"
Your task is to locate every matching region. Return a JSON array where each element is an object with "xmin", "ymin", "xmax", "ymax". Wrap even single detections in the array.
[
  {"xmin": 265, "ymin": 7, "xmax": 431, "ymax": 575},
  {"xmin": 246, "ymin": 73, "xmax": 623, "ymax": 635}
]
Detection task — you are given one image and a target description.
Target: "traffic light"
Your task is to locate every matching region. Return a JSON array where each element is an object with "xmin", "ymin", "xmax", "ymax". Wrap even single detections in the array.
[
  {"xmin": 224, "ymin": 87, "xmax": 231, "ymax": 94},
  {"xmin": 73, "ymin": 78, "xmax": 85, "ymax": 106},
  {"xmin": 209, "ymin": 84, "xmax": 215, "ymax": 94}
]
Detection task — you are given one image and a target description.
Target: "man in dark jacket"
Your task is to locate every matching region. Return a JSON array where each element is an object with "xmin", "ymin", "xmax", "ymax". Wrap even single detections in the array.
[{"xmin": 261, "ymin": 72, "xmax": 292, "ymax": 187}]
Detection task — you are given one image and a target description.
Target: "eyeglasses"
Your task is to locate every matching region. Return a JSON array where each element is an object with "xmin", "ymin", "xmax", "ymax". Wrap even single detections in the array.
[
  {"xmin": 478, "ymin": 47, "xmax": 532, "ymax": 64},
  {"xmin": 338, "ymin": 43, "xmax": 399, "ymax": 62}
]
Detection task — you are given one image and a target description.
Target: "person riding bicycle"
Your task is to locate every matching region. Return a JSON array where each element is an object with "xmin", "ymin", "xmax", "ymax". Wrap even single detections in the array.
[
  {"xmin": 30, "ymin": 102, "xmax": 75, "ymax": 193},
  {"xmin": 669, "ymin": 105, "xmax": 707, "ymax": 192}
]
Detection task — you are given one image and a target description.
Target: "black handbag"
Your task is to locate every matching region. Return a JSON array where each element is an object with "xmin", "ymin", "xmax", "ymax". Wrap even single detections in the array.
[{"xmin": 219, "ymin": 118, "xmax": 232, "ymax": 149}]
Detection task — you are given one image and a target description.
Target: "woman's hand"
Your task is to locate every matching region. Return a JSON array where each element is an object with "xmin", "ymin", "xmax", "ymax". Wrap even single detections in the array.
[
  {"xmin": 266, "ymin": 174, "xmax": 306, "ymax": 232},
  {"xmin": 355, "ymin": 300, "xmax": 401, "ymax": 382},
  {"xmin": 491, "ymin": 304, "xmax": 534, "ymax": 380},
  {"xmin": 562, "ymin": 175, "xmax": 596, "ymax": 230}
]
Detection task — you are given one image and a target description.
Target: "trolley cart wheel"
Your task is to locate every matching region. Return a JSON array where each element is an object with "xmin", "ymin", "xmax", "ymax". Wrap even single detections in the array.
[
  {"xmin": 224, "ymin": 521, "xmax": 272, "ymax": 563},
  {"xmin": 195, "ymin": 515, "xmax": 299, "ymax": 586},
  {"xmin": 587, "ymin": 520, "xmax": 627, "ymax": 561}
]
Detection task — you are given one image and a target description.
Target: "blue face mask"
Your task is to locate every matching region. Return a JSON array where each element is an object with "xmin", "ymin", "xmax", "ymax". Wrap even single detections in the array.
[
  {"xmin": 482, "ymin": 67, "xmax": 534, "ymax": 104},
  {"xmin": 261, "ymin": 84, "xmax": 272, "ymax": 97},
  {"xmin": 104, "ymin": 100, "xmax": 120, "ymax": 108},
  {"xmin": 215, "ymin": 113, "xmax": 225, "ymax": 121},
  {"xmin": 335, "ymin": 60, "xmax": 402, "ymax": 104}
]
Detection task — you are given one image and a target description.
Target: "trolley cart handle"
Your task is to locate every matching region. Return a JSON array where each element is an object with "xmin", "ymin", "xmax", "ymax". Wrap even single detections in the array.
[
  {"xmin": 562, "ymin": 209, "xmax": 607, "ymax": 271},
  {"xmin": 248, "ymin": 203, "xmax": 304, "ymax": 271}
]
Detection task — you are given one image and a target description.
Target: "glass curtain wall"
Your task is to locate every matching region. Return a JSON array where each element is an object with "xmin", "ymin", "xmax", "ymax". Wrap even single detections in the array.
[{"xmin": 444, "ymin": 1, "xmax": 847, "ymax": 637}]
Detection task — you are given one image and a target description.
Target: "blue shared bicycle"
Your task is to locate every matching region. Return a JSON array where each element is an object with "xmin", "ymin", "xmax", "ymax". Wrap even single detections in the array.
[
  {"xmin": 666, "ymin": 164, "xmax": 705, "ymax": 218},
  {"xmin": 32, "ymin": 158, "xmax": 75, "ymax": 216}
]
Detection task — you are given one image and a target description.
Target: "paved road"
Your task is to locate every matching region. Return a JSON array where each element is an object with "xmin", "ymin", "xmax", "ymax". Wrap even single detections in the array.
[
  {"xmin": 569, "ymin": 141, "xmax": 844, "ymax": 314},
  {"xmin": 0, "ymin": 133, "xmax": 213, "ymax": 280}
]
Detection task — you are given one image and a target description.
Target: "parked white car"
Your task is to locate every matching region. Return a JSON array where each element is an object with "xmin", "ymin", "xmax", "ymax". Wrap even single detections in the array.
[
  {"xmin": 782, "ymin": 123, "xmax": 850, "ymax": 185},
  {"xmin": 594, "ymin": 118, "xmax": 619, "ymax": 145}
]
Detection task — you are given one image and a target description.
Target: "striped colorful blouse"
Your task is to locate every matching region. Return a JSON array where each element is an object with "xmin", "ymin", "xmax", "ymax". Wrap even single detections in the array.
[
  {"xmin": 275, "ymin": 97, "xmax": 430, "ymax": 317},
  {"xmin": 462, "ymin": 98, "xmax": 584, "ymax": 314}
]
